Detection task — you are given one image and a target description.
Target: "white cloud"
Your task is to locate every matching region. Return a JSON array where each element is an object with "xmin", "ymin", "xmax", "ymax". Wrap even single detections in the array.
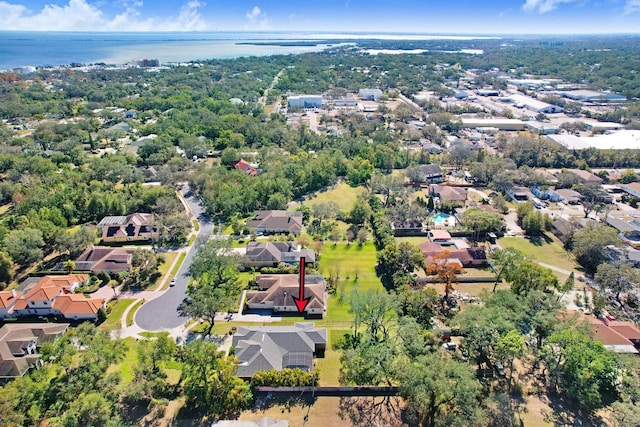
[
  {"xmin": 0, "ymin": 0, "xmax": 207, "ymax": 31},
  {"xmin": 245, "ymin": 5, "xmax": 271, "ymax": 30},
  {"xmin": 246, "ymin": 6, "xmax": 261, "ymax": 21},
  {"xmin": 522, "ymin": 0, "xmax": 579, "ymax": 13},
  {"xmin": 625, "ymin": 0, "xmax": 640, "ymax": 13}
]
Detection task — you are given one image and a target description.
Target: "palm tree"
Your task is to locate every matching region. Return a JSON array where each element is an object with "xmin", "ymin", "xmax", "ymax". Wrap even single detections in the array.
[{"xmin": 63, "ymin": 260, "xmax": 76, "ymax": 274}]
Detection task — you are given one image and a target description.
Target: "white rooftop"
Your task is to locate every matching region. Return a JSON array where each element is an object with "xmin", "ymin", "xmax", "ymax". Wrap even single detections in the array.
[{"xmin": 548, "ymin": 130, "xmax": 640, "ymax": 150}]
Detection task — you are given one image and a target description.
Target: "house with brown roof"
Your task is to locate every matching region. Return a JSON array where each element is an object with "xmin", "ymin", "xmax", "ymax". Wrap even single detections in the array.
[
  {"xmin": 98, "ymin": 213, "xmax": 159, "ymax": 243},
  {"xmin": 65, "ymin": 246, "xmax": 138, "ymax": 274},
  {"xmin": 0, "ymin": 323, "xmax": 68, "ymax": 383},
  {"xmin": 246, "ymin": 274, "xmax": 326, "ymax": 318},
  {"xmin": 556, "ymin": 188, "xmax": 581, "ymax": 204},
  {"xmin": 246, "ymin": 211, "xmax": 304, "ymax": 235},
  {"xmin": 1, "ymin": 274, "xmax": 105, "ymax": 320},
  {"xmin": 232, "ymin": 158, "xmax": 259, "ymax": 176},
  {"xmin": 419, "ymin": 241, "xmax": 487, "ymax": 267},
  {"xmin": 429, "ymin": 185, "xmax": 467, "ymax": 204},
  {"xmin": 243, "ymin": 242, "xmax": 315, "ymax": 268},
  {"xmin": 582, "ymin": 315, "xmax": 640, "ymax": 354},
  {"xmin": 570, "ymin": 169, "xmax": 603, "ymax": 185},
  {"xmin": 428, "ymin": 230, "xmax": 454, "ymax": 245}
]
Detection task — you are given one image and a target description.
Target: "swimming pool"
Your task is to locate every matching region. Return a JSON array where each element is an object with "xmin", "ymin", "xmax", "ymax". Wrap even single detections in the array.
[{"xmin": 433, "ymin": 213, "xmax": 453, "ymax": 224}]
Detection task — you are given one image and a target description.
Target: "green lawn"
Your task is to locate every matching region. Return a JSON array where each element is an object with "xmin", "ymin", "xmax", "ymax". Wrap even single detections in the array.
[
  {"xmin": 127, "ymin": 300, "xmax": 144, "ymax": 327},
  {"xmin": 302, "ymin": 182, "xmax": 366, "ymax": 211},
  {"xmin": 317, "ymin": 242, "xmax": 382, "ymax": 322},
  {"xmin": 315, "ymin": 347, "xmax": 342, "ymax": 386},
  {"xmin": 170, "ymin": 252, "xmax": 186, "ymax": 276},
  {"xmin": 499, "ymin": 234, "xmax": 579, "ymax": 273},
  {"xmin": 107, "ymin": 337, "xmax": 137, "ymax": 385},
  {"xmin": 100, "ymin": 298, "xmax": 135, "ymax": 330},
  {"xmin": 159, "ymin": 251, "xmax": 178, "ymax": 276}
]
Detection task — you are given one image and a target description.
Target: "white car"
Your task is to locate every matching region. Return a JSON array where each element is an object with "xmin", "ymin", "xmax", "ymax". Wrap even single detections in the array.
[{"xmin": 170, "ymin": 278, "xmax": 177, "ymax": 287}]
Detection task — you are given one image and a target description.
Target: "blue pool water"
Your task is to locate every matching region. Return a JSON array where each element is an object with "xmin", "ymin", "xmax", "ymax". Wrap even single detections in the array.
[{"xmin": 433, "ymin": 213, "xmax": 452, "ymax": 224}]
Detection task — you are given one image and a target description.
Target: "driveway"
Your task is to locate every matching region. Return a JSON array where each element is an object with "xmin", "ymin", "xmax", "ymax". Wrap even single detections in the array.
[{"xmin": 134, "ymin": 185, "xmax": 214, "ymax": 331}]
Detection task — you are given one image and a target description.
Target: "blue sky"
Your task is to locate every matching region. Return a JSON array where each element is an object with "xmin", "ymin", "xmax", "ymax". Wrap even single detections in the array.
[{"xmin": 0, "ymin": 0, "xmax": 639, "ymax": 33}]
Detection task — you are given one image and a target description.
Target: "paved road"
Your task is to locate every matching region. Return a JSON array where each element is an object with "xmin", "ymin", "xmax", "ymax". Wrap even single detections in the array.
[{"xmin": 135, "ymin": 185, "xmax": 214, "ymax": 331}]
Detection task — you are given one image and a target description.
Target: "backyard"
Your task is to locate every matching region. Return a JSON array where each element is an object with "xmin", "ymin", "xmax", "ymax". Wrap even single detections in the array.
[{"xmin": 498, "ymin": 234, "xmax": 580, "ymax": 276}]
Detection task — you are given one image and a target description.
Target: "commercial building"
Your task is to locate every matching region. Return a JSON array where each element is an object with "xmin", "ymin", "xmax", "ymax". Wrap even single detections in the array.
[
  {"xmin": 548, "ymin": 130, "xmax": 640, "ymax": 150},
  {"xmin": 461, "ymin": 118, "xmax": 525, "ymax": 131},
  {"xmin": 287, "ymin": 95, "xmax": 323, "ymax": 108},
  {"xmin": 358, "ymin": 88, "xmax": 383, "ymax": 101},
  {"xmin": 506, "ymin": 94, "xmax": 564, "ymax": 114},
  {"xmin": 556, "ymin": 90, "xmax": 627, "ymax": 104}
]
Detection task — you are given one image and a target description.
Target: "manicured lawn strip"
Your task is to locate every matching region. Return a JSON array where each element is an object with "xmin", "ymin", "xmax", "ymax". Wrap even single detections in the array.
[
  {"xmin": 158, "ymin": 251, "xmax": 178, "ymax": 276},
  {"xmin": 187, "ymin": 235, "xmax": 196, "ymax": 246},
  {"xmin": 192, "ymin": 219, "xmax": 200, "ymax": 231},
  {"xmin": 100, "ymin": 298, "xmax": 135, "ymax": 330},
  {"xmin": 140, "ymin": 331, "xmax": 171, "ymax": 338},
  {"xmin": 127, "ymin": 300, "xmax": 144, "ymax": 326},
  {"xmin": 499, "ymin": 234, "xmax": 579, "ymax": 272},
  {"xmin": 171, "ymin": 252, "xmax": 186, "ymax": 275},
  {"xmin": 302, "ymin": 182, "xmax": 366, "ymax": 211}
]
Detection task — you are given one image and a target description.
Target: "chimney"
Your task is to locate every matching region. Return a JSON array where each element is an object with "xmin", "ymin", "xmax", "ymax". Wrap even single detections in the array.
[{"xmin": 11, "ymin": 289, "xmax": 17, "ymax": 298}]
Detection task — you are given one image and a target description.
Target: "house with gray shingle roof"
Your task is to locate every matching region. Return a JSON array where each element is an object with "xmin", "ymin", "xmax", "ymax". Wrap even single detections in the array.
[
  {"xmin": 408, "ymin": 163, "xmax": 444, "ymax": 185},
  {"xmin": 232, "ymin": 323, "xmax": 327, "ymax": 379},
  {"xmin": 243, "ymin": 242, "xmax": 315, "ymax": 268}
]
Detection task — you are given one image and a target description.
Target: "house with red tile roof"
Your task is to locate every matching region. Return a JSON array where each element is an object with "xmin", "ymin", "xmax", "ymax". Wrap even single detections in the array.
[
  {"xmin": 0, "ymin": 274, "xmax": 105, "ymax": 320},
  {"xmin": 232, "ymin": 158, "xmax": 259, "ymax": 176},
  {"xmin": 246, "ymin": 274, "xmax": 326, "ymax": 318},
  {"xmin": 0, "ymin": 290, "xmax": 22, "ymax": 319},
  {"xmin": 583, "ymin": 315, "xmax": 640, "ymax": 354}
]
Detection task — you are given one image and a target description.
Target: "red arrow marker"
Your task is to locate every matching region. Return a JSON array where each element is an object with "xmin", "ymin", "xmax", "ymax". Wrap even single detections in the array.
[{"xmin": 292, "ymin": 256, "xmax": 311, "ymax": 314}]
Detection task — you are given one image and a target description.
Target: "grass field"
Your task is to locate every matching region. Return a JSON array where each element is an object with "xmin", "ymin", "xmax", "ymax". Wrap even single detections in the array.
[
  {"xmin": 499, "ymin": 234, "xmax": 579, "ymax": 273},
  {"xmin": 317, "ymin": 242, "xmax": 383, "ymax": 322},
  {"xmin": 100, "ymin": 298, "xmax": 135, "ymax": 330},
  {"xmin": 301, "ymin": 182, "xmax": 367, "ymax": 212}
]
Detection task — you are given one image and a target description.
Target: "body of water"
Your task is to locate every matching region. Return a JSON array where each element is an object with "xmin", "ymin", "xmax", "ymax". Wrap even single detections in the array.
[{"xmin": 0, "ymin": 31, "xmax": 497, "ymax": 70}]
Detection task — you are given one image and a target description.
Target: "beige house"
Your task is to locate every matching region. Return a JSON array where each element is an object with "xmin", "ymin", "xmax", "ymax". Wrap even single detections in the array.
[
  {"xmin": 246, "ymin": 274, "xmax": 326, "ymax": 318},
  {"xmin": 98, "ymin": 213, "xmax": 159, "ymax": 243}
]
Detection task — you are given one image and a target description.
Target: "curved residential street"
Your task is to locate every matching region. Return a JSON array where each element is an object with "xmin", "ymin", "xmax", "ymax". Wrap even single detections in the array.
[{"xmin": 134, "ymin": 185, "xmax": 214, "ymax": 331}]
